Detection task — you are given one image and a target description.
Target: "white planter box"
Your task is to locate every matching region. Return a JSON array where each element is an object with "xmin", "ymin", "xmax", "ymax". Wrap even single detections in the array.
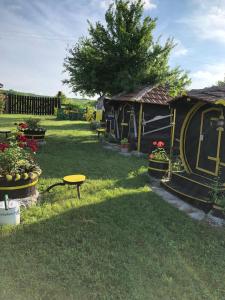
[{"xmin": 0, "ymin": 201, "xmax": 20, "ymax": 225}]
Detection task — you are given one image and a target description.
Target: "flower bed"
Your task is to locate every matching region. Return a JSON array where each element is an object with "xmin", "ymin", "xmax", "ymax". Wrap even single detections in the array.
[
  {"xmin": 148, "ymin": 141, "xmax": 169, "ymax": 178},
  {"xmin": 0, "ymin": 137, "xmax": 41, "ymax": 200},
  {"xmin": 16, "ymin": 118, "xmax": 46, "ymax": 142}
]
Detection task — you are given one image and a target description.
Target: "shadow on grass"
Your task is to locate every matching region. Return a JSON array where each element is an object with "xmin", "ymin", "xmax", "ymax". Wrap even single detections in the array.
[
  {"xmin": 44, "ymin": 122, "xmax": 90, "ymax": 132},
  {"xmin": 0, "ymin": 192, "xmax": 225, "ymax": 299},
  {"xmin": 37, "ymin": 135, "xmax": 146, "ymax": 186}
]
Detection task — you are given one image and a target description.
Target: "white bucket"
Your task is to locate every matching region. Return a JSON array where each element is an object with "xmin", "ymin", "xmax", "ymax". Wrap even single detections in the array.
[{"xmin": 0, "ymin": 200, "xmax": 20, "ymax": 225}]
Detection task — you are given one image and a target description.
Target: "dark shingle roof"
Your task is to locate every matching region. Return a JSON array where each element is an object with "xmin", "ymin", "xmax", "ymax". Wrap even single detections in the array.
[
  {"xmin": 111, "ymin": 85, "xmax": 172, "ymax": 106},
  {"xmin": 173, "ymin": 86, "xmax": 225, "ymax": 103}
]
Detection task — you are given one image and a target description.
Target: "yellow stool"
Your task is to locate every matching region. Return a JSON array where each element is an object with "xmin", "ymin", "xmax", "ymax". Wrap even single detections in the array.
[
  {"xmin": 46, "ymin": 174, "xmax": 86, "ymax": 199},
  {"xmin": 96, "ymin": 128, "xmax": 106, "ymax": 139}
]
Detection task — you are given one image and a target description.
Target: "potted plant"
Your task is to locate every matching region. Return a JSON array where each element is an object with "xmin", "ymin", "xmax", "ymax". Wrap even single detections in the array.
[
  {"xmin": 172, "ymin": 157, "xmax": 185, "ymax": 173},
  {"xmin": 148, "ymin": 140, "xmax": 169, "ymax": 178},
  {"xmin": 0, "ymin": 137, "xmax": 41, "ymax": 200},
  {"xmin": 16, "ymin": 118, "xmax": 46, "ymax": 142},
  {"xmin": 120, "ymin": 138, "xmax": 130, "ymax": 153}
]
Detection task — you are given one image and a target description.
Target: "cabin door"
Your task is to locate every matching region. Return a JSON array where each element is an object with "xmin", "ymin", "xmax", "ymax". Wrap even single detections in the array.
[
  {"xmin": 196, "ymin": 108, "xmax": 224, "ymax": 176},
  {"xmin": 120, "ymin": 104, "xmax": 132, "ymax": 139}
]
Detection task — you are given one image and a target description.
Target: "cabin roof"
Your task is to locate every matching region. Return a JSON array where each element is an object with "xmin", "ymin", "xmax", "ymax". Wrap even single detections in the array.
[
  {"xmin": 173, "ymin": 86, "xmax": 225, "ymax": 103},
  {"xmin": 111, "ymin": 85, "xmax": 172, "ymax": 105},
  {"xmin": 0, "ymin": 83, "xmax": 3, "ymax": 88}
]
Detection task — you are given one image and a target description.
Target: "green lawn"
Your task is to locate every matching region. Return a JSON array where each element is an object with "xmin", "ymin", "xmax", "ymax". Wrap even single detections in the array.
[{"xmin": 0, "ymin": 114, "xmax": 225, "ymax": 300}]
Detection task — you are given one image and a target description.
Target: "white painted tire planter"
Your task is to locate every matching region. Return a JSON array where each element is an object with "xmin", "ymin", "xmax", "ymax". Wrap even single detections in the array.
[{"xmin": 0, "ymin": 201, "xmax": 20, "ymax": 225}]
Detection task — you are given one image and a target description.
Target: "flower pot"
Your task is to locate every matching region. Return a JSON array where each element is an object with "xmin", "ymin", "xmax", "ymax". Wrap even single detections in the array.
[
  {"xmin": 0, "ymin": 200, "xmax": 20, "ymax": 225},
  {"xmin": 0, "ymin": 176, "xmax": 39, "ymax": 200},
  {"xmin": 148, "ymin": 159, "xmax": 169, "ymax": 178},
  {"xmin": 20, "ymin": 128, "xmax": 46, "ymax": 141},
  {"xmin": 121, "ymin": 143, "xmax": 129, "ymax": 153}
]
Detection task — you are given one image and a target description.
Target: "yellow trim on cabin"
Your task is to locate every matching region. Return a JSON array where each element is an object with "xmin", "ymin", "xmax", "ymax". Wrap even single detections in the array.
[
  {"xmin": 172, "ymin": 172, "xmax": 225, "ymax": 190},
  {"xmin": 96, "ymin": 110, "xmax": 103, "ymax": 122},
  {"xmin": 169, "ymin": 108, "xmax": 176, "ymax": 177},
  {"xmin": 179, "ymin": 102, "xmax": 204, "ymax": 173},
  {"xmin": 149, "ymin": 159, "xmax": 169, "ymax": 164},
  {"xmin": 215, "ymin": 99, "xmax": 225, "ymax": 106},
  {"xmin": 137, "ymin": 103, "xmax": 143, "ymax": 153},
  {"xmin": 161, "ymin": 181, "xmax": 211, "ymax": 203},
  {"xmin": 148, "ymin": 167, "xmax": 167, "ymax": 172},
  {"xmin": 196, "ymin": 108, "xmax": 223, "ymax": 176}
]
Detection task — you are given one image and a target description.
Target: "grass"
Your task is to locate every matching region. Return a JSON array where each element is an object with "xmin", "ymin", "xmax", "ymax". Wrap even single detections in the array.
[{"xmin": 0, "ymin": 114, "xmax": 225, "ymax": 300}]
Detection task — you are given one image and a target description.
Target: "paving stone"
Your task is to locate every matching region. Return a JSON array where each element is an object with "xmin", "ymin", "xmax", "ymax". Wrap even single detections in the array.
[
  {"xmin": 119, "ymin": 152, "xmax": 131, "ymax": 157},
  {"xmin": 189, "ymin": 211, "xmax": 205, "ymax": 221}
]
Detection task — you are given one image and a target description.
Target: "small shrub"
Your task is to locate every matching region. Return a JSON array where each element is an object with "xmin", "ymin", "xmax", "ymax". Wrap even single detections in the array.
[
  {"xmin": 121, "ymin": 138, "xmax": 129, "ymax": 144},
  {"xmin": 0, "ymin": 93, "xmax": 6, "ymax": 114},
  {"xmin": 84, "ymin": 107, "xmax": 95, "ymax": 122},
  {"xmin": 90, "ymin": 121, "xmax": 101, "ymax": 130},
  {"xmin": 26, "ymin": 118, "xmax": 41, "ymax": 129}
]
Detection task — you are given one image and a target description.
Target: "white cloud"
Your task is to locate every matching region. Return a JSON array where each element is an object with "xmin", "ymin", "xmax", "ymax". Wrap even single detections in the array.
[
  {"xmin": 181, "ymin": 1, "xmax": 225, "ymax": 43},
  {"xmin": 191, "ymin": 63, "xmax": 225, "ymax": 89},
  {"xmin": 96, "ymin": 0, "xmax": 112, "ymax": 9},
  {"xmin": 95, "ymin": 0, "xmax": 157, "ymax": 10},
  {"xmin": 172, "ymin": 39, "xmax": 188, "ymax": 57},
  {"xmin": 143, "ymin": 0, "xmax": 157, "ymax": 10},
  {"xmin": 0, "ymin": 0, "xmax": 104, "ymax": 97}
]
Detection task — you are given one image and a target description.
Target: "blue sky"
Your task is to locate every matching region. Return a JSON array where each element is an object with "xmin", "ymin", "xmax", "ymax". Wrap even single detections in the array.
[{"xmin": 0, "ymin": 0, "xmax": 225, "ymax": 97}]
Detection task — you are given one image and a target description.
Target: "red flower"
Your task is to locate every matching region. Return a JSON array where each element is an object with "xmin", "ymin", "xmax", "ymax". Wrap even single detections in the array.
[
  {"xmin": 26, "ymin": 140, "xmax": 38, "ymax": 152},
  {"xmin": 157, "ymin": 141, "xmax": 165, "ymax": 148},
  {"xmin": 149, "ymin": 153, "xmax": 155, "ymax": 159},
  {"xmin": 18, "ymin": 142, "xmax": 25, "ymax": 148},
  {"xmin": 18, "ymin": 135, "xmax": 27, "ymax": 142},
  {"xmin": 153, "ymin": 141, "xmax": 158, "ymax": 146},
  {"xmin": 19, "ymin": 122, "xmax": 28, "ymax": 129},
  {"xmin": 0, "ymin": 143, "xmax": 9, "ymax": 152}
]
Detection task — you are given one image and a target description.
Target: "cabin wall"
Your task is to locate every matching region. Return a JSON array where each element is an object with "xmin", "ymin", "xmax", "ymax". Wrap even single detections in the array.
[
  {"xmin": 104, "ymin": 100, "xmax": 171, "ymax": 153},
  {"xmin": 141, "ymin": 104, "xmax": 170, "ymax": 153},
  {"xmin": 172, "ymin": 98, "xmax": 225, "ymax": 183},
  {"xmin": 171, "ymin": 98, "xmax": 197, "ymax": 156}
]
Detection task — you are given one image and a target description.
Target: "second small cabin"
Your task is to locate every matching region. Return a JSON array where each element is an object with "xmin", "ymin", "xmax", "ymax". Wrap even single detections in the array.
[{"xmin": 104, "ymin": 85, "xmax": 172, "ymax": 153}]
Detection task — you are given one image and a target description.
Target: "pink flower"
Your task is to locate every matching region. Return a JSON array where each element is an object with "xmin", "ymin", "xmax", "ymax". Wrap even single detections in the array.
[
  {"xmin": 153, "ymin": 141, "xmax": 157, "ymax": 146},
  {"xmin": 149, "ymin": 154, "xmax": 155, "ymax": 159},
  {"xmin": 157, "ymin": 141, "xmax": 165, "ymax": 148}
]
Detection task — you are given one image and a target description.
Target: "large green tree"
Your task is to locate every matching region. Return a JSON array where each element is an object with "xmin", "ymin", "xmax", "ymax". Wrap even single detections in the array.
[
  {"xmin": 217, "ymin": 75, "xmax": 225, "ymax": 87},
  {"xmin": 64, "ymin": 0, "xmax": 191, "ymax": 97}
]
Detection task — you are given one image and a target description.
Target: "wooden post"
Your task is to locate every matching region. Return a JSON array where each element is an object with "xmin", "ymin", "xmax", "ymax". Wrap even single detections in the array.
[
  {"xmin": 57, "ymin": 91, "xmax": 62, "ymax": 109},
  {"xmin": 137, "ymin": 103, "xmax": 143, "ymax": 153},
  {"xmin": 168, "ymin": 108, "xmax": 176, "ymax": 178}
]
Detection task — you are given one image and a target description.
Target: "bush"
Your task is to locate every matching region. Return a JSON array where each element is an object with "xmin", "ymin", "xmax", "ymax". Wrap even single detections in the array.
[
  {"xmin": 0, "ymin": 93, "xmax": 6, "ymax": 114},
  {"xmin": 84, "ymin": 107, "xmax": 95, "ymax": 122},
  {"xmin": 90, "ymin": 121, "xmax": 101, "ymax": 130},
  {"xmin": 56, "ymin": 107, "xmax": 86, "ymax": 120}
]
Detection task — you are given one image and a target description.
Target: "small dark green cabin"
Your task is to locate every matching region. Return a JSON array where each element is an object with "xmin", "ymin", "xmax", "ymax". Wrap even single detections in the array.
[
  {"xmin": 104, "ymin": 86, "xmax": 172, "ymax": 153},
  {"xmin": 162, "ymin": 86, "xmax": 225, "ymax": 212}
]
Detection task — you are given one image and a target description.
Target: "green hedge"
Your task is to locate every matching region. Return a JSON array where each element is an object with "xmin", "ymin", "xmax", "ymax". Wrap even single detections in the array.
[
  {"xmin": 56, "ymin": 108, "xmax": 86, "ymax": 120},
  {"xmin": 0, "ymin": 94, "xmax": 6, "ymax": 114}
]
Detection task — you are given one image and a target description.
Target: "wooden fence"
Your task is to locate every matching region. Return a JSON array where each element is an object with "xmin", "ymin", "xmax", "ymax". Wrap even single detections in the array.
[{"xmin": 5, "ymin": 93, "xmax": 61, "ymax": 115}]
